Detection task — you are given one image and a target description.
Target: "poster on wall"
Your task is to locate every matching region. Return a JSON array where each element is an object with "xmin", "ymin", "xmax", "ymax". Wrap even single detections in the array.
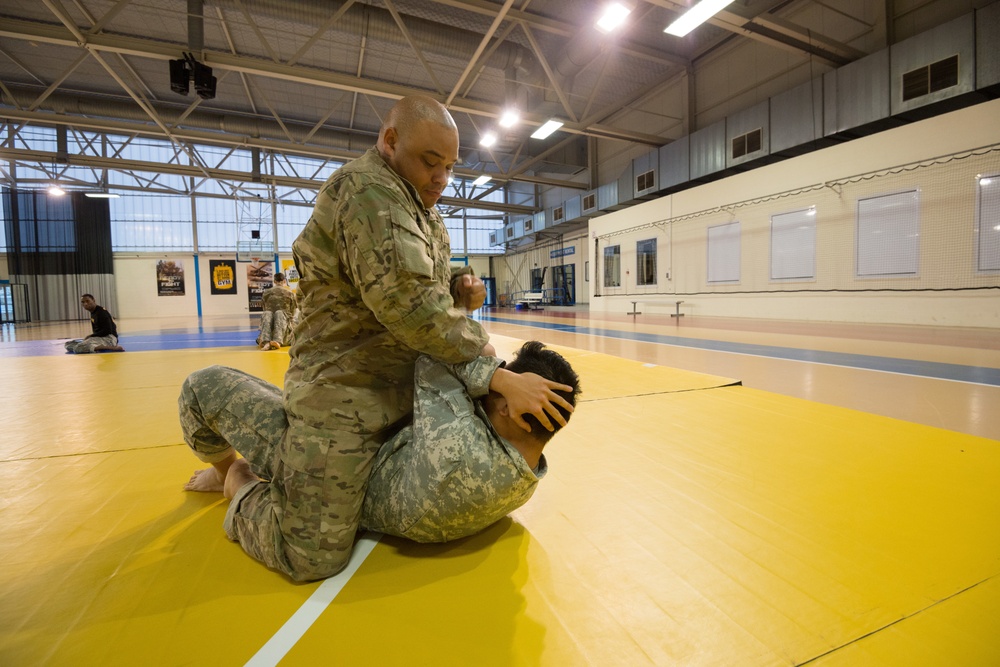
[
  {"xmin": 209, "ymin": 259, "xmax": 238, "ymax": 295},
  {"xmin": 156, "ymin": 259, "xmax": 185, "ymax": 296},
  {"xmin": 281, "ymin": 258, "xmax": 300, "ymax": 291},
  {"xmin": 247, "ymin": 260, "xmax": 274, "ymax": 312}
]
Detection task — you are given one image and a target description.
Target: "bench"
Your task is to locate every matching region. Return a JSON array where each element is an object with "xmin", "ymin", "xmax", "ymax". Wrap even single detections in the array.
[
  {"xmin": 627, "ymin": 300, "xmax": 685, "ymax": 318},
  {"xmin": 517, "ymin": 291, "xmax": 544, "ymax": 311}
]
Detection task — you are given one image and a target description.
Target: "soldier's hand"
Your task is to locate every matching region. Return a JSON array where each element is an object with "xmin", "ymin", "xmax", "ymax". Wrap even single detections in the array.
[
  {"xmin": 455, "ymin": 274, "xmax": 486, "ymax": 311},
  {"xmin": 490, "ymin": 369, "xmax": 574, "ymax": 433}
]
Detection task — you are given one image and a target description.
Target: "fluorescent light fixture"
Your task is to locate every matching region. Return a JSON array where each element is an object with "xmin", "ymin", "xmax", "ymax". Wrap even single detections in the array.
[
  {"xmin": 47, "ymin": 185, "xmax": 66, "ymax": 197},
  {"xmin": 664, "ymin": 0, "xmax": 735, "ymax": 37},
  {"xmin": 979, "ymin": 177, "xmax": 992, "ymax": 186},
  {"xmin": 596, "ymin": 2, "xmax": 631, "ymax": 33},
  {"xmin": 530, "ymin": 119, "xmax": 564, "ymax": 140},
  {"xmin": 499, "ymin": 109, "xmax": 519, "ymax": 128},
  {"xmin": 85, "ymin": 192, "xmax": 120, "ymax": 199},
  {"xmin": 479, "ymin": 131, "xmax": 497, "ymax": 148},
  {"xmin": 472, "ymin": 175, "xmax": 492, "ymax": 187}
]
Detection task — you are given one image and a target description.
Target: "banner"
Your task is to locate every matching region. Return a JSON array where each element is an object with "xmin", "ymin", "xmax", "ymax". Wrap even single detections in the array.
[
  {"xmin": 247, "ymin": 260, "xmax": 274, "ymax": 312},
  {"xmin": 210, "ymin": 259, "xmax": 238, "ymax": 295},
  {"xmin": 281, "ymin": 258, "xmax": 300, "ymax": 291},
  {"xmin": 156, "ymin": 259, "xmax": 185, "ymax": 296}
]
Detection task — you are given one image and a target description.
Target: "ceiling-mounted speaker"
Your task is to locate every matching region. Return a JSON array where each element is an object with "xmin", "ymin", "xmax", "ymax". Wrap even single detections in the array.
[{"xmin": 169, "ymin": 59, "xmax": 190, "ymax": 95}]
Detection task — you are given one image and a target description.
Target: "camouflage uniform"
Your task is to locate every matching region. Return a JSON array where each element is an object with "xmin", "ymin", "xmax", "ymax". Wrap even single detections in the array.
[
  {"xmin": 178, "ymin": 357, "xmax": 542, "ymax": 552},
  {"xmin": 361, "ymin": 354, "xmax": 545, "ymax": 542},
  {"xmin": 200, "ymin": 148, "xmax": 487, "ymax": 581},
  {"xmin": 256, "ymin": 286, "xmax": 297, "ymax": 347}
]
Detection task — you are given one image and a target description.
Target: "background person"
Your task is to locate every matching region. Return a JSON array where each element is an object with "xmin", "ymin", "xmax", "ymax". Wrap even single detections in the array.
[
  {"xmin": 65, "ymin": 294, "xmax": 124, "ymax": 354},
  {"xmin": 255, "ymin": 272, "xmax": 297, "ymax": 350}
]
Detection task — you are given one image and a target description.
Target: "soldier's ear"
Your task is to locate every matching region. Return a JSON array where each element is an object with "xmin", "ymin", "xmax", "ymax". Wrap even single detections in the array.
[
  {"xmin": 495, "ymin": 396, "xmax": 510, "ymax": 417},
  {"xmin": 382, "ymin": 127, "xmax": 399, "ymax": 157}
]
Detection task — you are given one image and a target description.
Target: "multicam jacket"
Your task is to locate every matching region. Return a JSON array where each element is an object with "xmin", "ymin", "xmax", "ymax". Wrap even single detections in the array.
[
  {"xmin": 362, "ymin": 354, "xmax": 547, "ymax": 542},
  {"xmin": 285, "ymin": 147, "xmax": 488, "ymax": 433},
  {"xmin": 261, "ymin": 285, "xmax": 297, "ymax": 315}
]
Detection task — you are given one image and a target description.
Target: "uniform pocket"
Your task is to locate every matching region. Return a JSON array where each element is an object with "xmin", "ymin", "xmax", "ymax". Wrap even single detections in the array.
[{"xmin": 390, "ymin": 206, "xmax": 434, "ymax": 277}]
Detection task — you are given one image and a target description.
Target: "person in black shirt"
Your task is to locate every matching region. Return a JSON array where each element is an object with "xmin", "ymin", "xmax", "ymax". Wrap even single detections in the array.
[{"xmin": 65, "ymin": 294, "xmax": 124, "ymax": 353}]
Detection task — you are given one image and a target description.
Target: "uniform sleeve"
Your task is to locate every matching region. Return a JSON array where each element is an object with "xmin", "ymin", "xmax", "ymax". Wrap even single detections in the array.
[
  {"xmin": 342, "ymin": 184, "xmax": 487, "ymax": 364},
  {"xmin": 446, "ymin": 355, "xmax": 502, "ymax": 398}
]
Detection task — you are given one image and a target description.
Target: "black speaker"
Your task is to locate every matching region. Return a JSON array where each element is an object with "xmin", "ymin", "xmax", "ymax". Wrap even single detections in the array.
[
  {"xmin": 193, "ymin": 62, "xmax": 217, "ymax": 100},
  {"xmin": 169, "ymin": 59, "xmax": 190, "ymax": 95}
]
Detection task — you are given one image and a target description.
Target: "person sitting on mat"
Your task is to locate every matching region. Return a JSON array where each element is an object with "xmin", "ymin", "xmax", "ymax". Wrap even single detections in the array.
[
  {"xmin": 180, "ymin": 340, "xmax": 579, "ymax": 549},
  {"xmin": 65, "ymin": 294, "xmax": 124, "ymax": 354},
  {"xmin": 255, "ymin": 272, "xmax": 297, "ymax": 350}
]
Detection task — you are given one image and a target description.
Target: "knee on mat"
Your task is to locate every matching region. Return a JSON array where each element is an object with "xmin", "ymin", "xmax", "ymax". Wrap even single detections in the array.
[{"xmin": 286, "ymin": 550, "xmax": 352, "ymax": 582}]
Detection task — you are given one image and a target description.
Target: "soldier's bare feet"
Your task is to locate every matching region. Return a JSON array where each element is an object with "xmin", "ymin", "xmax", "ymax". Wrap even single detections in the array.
[{"xmin": 184, "ymin": 467, "xmax": 225, "ymax": 492}]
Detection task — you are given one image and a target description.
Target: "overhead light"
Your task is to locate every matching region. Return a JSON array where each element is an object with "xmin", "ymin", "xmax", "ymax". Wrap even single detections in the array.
[
  {"xmin": 85, "ymin": 192, "xmax": 120, "ymax": 198},
  {"xmin": 472, "ymin": 175, "xmax": 492, "ymax": 187},
  {"xmin": 498, "ymin": 109, "xmax": 519, "ymax": 128},
  {"xmin": 531, "ymin": 119, "xmax": 564, "ymax": 140},
  {"xmin": 596, "ymin": 3, "xmax": 631, "ymax": 33},
  {"xmin": 47, "ymin": 185, "xmax": 66, "ymax": 197},
  {"xmin": 664, "ymin": 0, "xmax": 735, "ymax": 37},
  {"xmin": 480, "ymin": 132, "xmax": 497, "ymax": 148}
]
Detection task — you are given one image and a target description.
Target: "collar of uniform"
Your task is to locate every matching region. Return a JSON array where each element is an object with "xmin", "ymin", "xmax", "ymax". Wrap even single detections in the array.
[{"xmin": 363, "ymin": 147, "xmax": 436, "ymax": 218}]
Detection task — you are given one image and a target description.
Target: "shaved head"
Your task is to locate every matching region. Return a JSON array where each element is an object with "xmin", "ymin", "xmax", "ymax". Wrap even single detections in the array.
[
  {"xmin": 378, "ymin": 95, "xmax": 457, "ymax": 145},
  {"xmin": 376, "ymin": 96, "xmax": 460, "ymax": 209}
]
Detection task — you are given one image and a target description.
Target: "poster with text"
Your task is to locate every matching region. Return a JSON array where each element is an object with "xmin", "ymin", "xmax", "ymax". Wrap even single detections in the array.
[
  {"xmin": 247, "ymin": 260, "xmax": 274, "ymax": 312},
  {"xmin": 210, "ymin": 259, "xmax": 238, "ymax": 295},
  {"xmin": 281, "ymin": 258, "xmax": 300, "ymax": 291},
  {"xmin": 156, "ymin": 259, "xmax": 185, "ymax": 296}
]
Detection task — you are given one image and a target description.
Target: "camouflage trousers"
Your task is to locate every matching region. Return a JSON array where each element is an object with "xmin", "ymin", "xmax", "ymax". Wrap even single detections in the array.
[
  {"xmin": 65, "ymin": 334, "xmax": 118, "ymax": 353},
  {"xmin": 255, "ymin": 310, "xmax": 292, "ymax": 347},
  {"xmin": 178, "ymin": 365, "xmax": 389, "ymax": 581}
]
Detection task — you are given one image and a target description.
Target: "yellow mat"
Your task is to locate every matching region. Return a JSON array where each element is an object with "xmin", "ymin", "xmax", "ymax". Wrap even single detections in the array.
[{"xmin": 1, "ymin": 336, "xmax": 997, "ymax": 666}]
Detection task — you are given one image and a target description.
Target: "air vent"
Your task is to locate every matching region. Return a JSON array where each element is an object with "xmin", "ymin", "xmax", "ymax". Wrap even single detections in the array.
[
  {"xmin": 732, "ymin": 128, "xmax": 762, "ymax": 159},
  {"xmin": 506, "ymin": 226, "xmax": 514, "ymax": 238},
  {"xmin": 902, "ymin": 54, "xmax": 959, "ymax": 102},
  {"xmin": 553, "ymin": 206, "xmax": 564, "ymax": 222},
  {"xmin": 636, "ymin": 170, "xmax": 654, "ymax": 191},
  {"xmin": 489, "ymin": 232, "xmax": 497, "ymax": 245},
  {"xmin": 583, "ymin": 193, "xmax": 596, "ymax": 210},
  {"xmin": 524, "ymin": 219, "xmax": 533, "ymax": 232}
]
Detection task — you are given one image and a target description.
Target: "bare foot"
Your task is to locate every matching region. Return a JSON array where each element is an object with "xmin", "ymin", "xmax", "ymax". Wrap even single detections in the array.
[
  {"xmin": 269, "ymin": 341, "xmax": 281, "ymax": 350},
  {"xmin": 184, "ymin": 467, "xmax": 225, "ymax": 492}
]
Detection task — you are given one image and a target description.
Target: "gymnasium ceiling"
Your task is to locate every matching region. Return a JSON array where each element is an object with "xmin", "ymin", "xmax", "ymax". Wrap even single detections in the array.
[{"xmin": 0, "ymin": 1, "xmax": 888, "ymax": 213}]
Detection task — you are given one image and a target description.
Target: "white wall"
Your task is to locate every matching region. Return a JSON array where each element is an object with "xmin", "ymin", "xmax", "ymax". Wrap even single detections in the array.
[
  {"xmin": 588, "ymin": 98, "xmax": 1000, "ymax": 328},
  {"xmin": 115, "ymin": 252, "xmax": 499, "ymax": 319},
  {"xmin": 115, "ymin": 253, "xmax": 287, "ymax": 319}
]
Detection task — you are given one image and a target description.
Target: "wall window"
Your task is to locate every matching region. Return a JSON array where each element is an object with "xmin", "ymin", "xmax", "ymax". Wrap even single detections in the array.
[
  {"xmin": 636, "ymin": 238, "xmax": 657, "ymax": 285},
  {"xmin": 198, "ymin": 197, "xmax": 246, "ymax": 252},
  {"xmin": 977, "ymin": 174, "xmax": 1000, "ymax": 272},
  {"xmin": 856, "ymin": 190, "xmax": 919, "ymax": 277},
  {"xmin": 771, "ymin": 207, "xmax": 816, "ymax": 280},
  {"xmin": 707, "ymin": 221, "xmax": 741, "ymax": 283},
  {"xmin": 110, "ymin": 194, "xmax": 193, "ymax": 251},
  {"xmin": 276, "ymin": 202, "xmax": 311, "ymax": 251},
  {"xmin": 603, "ymin": 245, "xmax": 621, "ymax": 287}
]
